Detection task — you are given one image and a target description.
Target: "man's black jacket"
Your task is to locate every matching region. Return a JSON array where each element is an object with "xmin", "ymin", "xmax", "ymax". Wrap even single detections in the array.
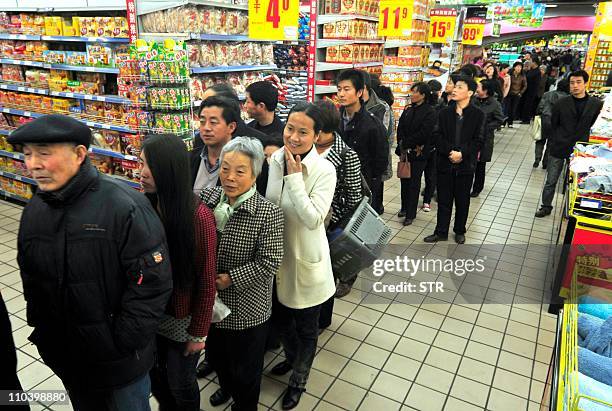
[
  {"xmin": 339, "ymin": 104, "xmax": 389, "ymax": 181},
  {"xmin": 549, "ymin": 95, "xmax": 603, "ymax": 159},
  {"xmin": 396, "ymin": 101, "xmax": 437, "ymax": 161},
  {"xmin": 434, "ymin": 104, "xmax": 485, "ymax": 175},
  {"xmin": 18, "ymin": 160, "xmax": 172, "ymax": 390}
]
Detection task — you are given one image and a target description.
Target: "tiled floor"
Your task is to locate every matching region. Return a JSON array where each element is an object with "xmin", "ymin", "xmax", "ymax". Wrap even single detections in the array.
[{"xmin": 1, "ymin": 123, "xmax": 563, "ymax": 411}]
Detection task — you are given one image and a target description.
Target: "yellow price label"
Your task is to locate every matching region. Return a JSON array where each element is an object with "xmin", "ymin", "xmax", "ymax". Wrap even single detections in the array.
[
  {"xmin": 428, "ymin": 9, "xmax": 457, "ymax": 43},
  {"xmin": 461, "ymin": 19, "xmax": 485, "ymax": 46},
  {"xmin": 378, "ymin": 0, "xmax": 414, "ymax": 37},
  {"xmin": 249, "ymin": 0, "xmax": 299, "ymax": 41}
]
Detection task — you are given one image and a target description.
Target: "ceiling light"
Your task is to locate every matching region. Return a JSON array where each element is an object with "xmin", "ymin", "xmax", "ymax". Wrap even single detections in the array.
[{"xmin": 545, "ymin": 4, "xmax": 558, "ymax": 7}]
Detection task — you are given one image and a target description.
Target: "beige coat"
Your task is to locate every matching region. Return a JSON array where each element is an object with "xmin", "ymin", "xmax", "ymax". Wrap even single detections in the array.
[{"xmin": 266, "ymin": 147, "xmax": 337, "ymax": 309}]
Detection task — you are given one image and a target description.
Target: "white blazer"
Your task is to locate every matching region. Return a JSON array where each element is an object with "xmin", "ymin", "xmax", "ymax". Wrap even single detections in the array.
[{"xmin": 266, "ymin": 147, "xmax": 337, "ymax": 309}]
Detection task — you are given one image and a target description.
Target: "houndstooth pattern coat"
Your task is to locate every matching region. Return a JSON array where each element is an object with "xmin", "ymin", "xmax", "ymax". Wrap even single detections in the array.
[{"xmin": 200, "ymin": 186, "xmax": 284, "ymax": 330}]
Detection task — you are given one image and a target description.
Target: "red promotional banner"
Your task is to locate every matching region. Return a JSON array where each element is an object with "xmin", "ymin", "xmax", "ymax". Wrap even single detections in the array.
[
  {"xmin": 307, "ymin": 0, "xmax": 317, "ymax": 102},
  {"xmin": 126, "ymin": 0, "xmax": 138, "ymax": 43}
]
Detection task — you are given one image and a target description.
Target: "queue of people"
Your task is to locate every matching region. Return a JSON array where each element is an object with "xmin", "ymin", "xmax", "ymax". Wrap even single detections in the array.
[{"xmin": 1, "ymin": 58, "xmax": 602, "ymax": 411}]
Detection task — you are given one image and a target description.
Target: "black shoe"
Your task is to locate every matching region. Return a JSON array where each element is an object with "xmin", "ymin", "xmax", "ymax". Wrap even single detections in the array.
[
  {"xmin": 542, "ymin": 163, "xmax": 547, "ymax": 170},
  {"xmin": 209, "ymin": 388, "xmax": 231, "ymax": 407},
  {"xmin": 282, "ymin": 387, "xmax": 304, "ymax": 410},
  {"xmin": 424, "ymin": 234, "xmax": 448, "ymax": 243},
  {"xmin": 455, "ymin": 234, "xmax": 466, "ymax": 244},
  {"xmin": 196, "ymin": 361, "xmax": 213, "ymax": 378},
  {"xmin": 533, "ymin": 161, "xmax": 539, "ymax": 168},
  {"xmin": 398, "ymin": 210, "xmax": 406, "ymax": 218},
  {"xmin": 403, "ymin": 218, "xmax": 413, "ymax": 226},
  {"xmin": 535, "ymin": 208, "xmax": 551, "ymax": 218},
  {"xmin": 470, "ymin": 191, "xmax": 480, "ymax": 198},
  {"xmin": 271, "ymin": 360, "xmax": 292, "ymax": 376}
]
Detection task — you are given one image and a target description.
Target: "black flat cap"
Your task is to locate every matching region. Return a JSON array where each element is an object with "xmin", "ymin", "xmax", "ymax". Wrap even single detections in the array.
[{"xmin": 8, "ymin": 114, "xmax": 92, "ymax": 148}]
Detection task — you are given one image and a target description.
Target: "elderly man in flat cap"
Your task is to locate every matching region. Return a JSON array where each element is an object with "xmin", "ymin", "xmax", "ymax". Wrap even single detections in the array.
[{"xmin": 8, "ymin": 114, "xmax": 173, "ymax": 411}]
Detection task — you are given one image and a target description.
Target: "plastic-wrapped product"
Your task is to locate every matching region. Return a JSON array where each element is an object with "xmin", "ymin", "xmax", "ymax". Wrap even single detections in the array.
[
  {"xmin": 250, "ymin": 43, "xmax": 262, "ymax": 66},
  {"xmin": 199, "ymin": 43, "xmax": 216, "ymax": 67},
  {"xmin": 214, "ymin": 43, "xmax": 229, "ymax": 66},
  {"xmin": 261, "ymin": 44, "xmax": 274, "ymax": 66},
  {"xmin": 227, "ymin": 43, "xmax": 241, "ymax": 66},
  {"xmin": 226, "ymin": 73, "xmax": 244, "ymax": 94},
  {"xmin": 187, "ymin": 43, "xmax": 201, "ymax": 67}
]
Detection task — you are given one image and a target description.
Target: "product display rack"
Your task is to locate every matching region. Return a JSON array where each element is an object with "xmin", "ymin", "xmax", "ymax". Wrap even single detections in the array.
[{"xmin": 585, "ymin": 2, "xmax": 611, "ymax": 90}]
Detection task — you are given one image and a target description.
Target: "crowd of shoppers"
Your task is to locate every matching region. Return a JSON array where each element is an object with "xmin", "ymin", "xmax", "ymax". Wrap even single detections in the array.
[{"xmin": 2, "ymin": 47, "xmax": 603, "ymax": 411}]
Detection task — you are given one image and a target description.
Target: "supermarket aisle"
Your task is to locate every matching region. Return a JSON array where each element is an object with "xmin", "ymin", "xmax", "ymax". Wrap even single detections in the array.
[{"xmin": 1, "ymin": 124, "xmax": 561, "ymax": 411}]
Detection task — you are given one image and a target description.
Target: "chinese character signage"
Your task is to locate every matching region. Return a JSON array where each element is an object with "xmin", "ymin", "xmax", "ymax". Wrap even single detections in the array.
[{"xmin": 126, "ymin": 0, "xmax": 137, "ymax": 43}]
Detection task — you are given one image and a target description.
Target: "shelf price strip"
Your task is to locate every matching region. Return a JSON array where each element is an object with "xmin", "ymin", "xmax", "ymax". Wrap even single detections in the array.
[
  {"xmin": 249, "ymin": 0, "xmax": 300, "ymax": 41},
  {"xmin": 428, "ymin": 9, "xmax": 457, "ymax": 44},
  {"xmin": 378, "ymin": 0, "xmax": 414, "ymax": 37}
]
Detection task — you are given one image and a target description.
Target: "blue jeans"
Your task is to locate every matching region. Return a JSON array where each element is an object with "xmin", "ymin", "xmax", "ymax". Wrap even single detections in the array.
[
  {"xmin": 150, "ymin": 335, "xmax": 200, "ymax": 411},
  {"xmin": 68, "ymin": 373, "xmax": 151, "ymax": 411}
]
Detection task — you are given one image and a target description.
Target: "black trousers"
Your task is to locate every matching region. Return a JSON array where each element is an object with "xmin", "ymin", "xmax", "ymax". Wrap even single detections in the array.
[
  {"xmin": 0, "ymin": 294, "xmax": 29, "ymax": 410},
  {"xmin": 422, "ymin": 154, "xmax": 437, "ymax": 204},
  {"xmin": 505, "ymin": 94, "xmax": 521, "ymax": 126},
  {"xmin": 368, "ymin": 177, "xmax": 384, "ymax": 214},
  {"xmin": 319, "ymin": 295, "xmax": 334, "ymax": 329},
  {"xmin": 471, "ymin": 161, "xmax": 486, "ymax": 194},
  {"xmin": 400, "ymin": 160, "xmax": 427, "ymax": 219},
  {"xmin": 207, "ymin": 322, "xmax": 269, "ymax": 411},
  {"xmin": 435, "ymin": 171, "xmax": 474, "ymax": 236},
  {"xmin": 521, "ymin": 94, "xmax": 538, "ymax": 122}
]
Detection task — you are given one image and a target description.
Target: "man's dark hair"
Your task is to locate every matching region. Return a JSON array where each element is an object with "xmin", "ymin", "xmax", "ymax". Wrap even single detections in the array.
[
  {"xmin": 288, "ymin": 102, "xmax": 324, "ymax": 135},
  {"xmin": 377, "ymin": 86, "xmax": 394, "ymax": 107},
  {"xmin": 361, "ymin": 70, "xmax": 373, "ymax": 91},
  {"xmin": 427, "ymin": 79, "xmax": 442, "ymax": 93},
  {"xmin": 315, "ymin": 99, "xmax": 340, "ymax": 133},
  {"xmin": 479, "ymin": 79, "xmax": 497, "ymax": 97},
  {"xmin": 411, "ymin": 82, "xmax": 432, "ymax": 103},
  {"xmin": 337, "ymin": 69, "xmax": 365, "ymax": 92},
  {"xmin": 512, "ymin": 61, "xmax": 524, "ymax": 70},
  {"xmin": 557, "ymin": 78, "xmax": 570, "ymax": 93},
  {"xmin": 142, "ymin": 134, "xmax": 195, "ymax": 289},
  {"xmin": 459, "ymin": 64, "xmax": 480, "ymax": 78},
  {"xmin": 246, "ymin": 80, "xmax": 279, "ymax": 112},
  {"xmin": 569, "ymin": 69, "xmax": 589, "ymax": 83},
  {"xmin": 499, "ymin": 63, "xmax": 510, "ymax": 70},
  {"xmin": 455, "ymin": 76, "xmax": 477, "ymax": 93},
  {"xmin": 197, "ymin": 84, "xmax": 239, "ymax": 117},
  {"xmin": 370, "ymin": 73, "xmax": 382, "ymax": 92},
  {"xmin": 199, "ymin": 96, "xmax": 240, "ymax": 126}
]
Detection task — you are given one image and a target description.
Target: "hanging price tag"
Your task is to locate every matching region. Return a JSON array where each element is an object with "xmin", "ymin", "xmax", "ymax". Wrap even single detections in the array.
[
  {"xmin": 461, "ymin": 17, "xmax": 485, "ymax": 46},
  {"xmin": 249, "ymin": 0, "xmax": 299, "ymax": 40},
  {"xmin": 378, "ymin": 0, "xmax": 414, "ymax": 37},
  {"xmin": 428, "ymin": 9, "xmax": 457, "ymax": 43}
]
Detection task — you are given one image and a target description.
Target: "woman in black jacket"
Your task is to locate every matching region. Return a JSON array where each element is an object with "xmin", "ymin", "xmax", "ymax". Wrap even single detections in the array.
[
  {"xmin": 396, "ymin": 82, "xmax": 437, "ymax": 225},
  {"xmin": 471, "ymin": 80, "xmax": 504, "ymax": 197}
]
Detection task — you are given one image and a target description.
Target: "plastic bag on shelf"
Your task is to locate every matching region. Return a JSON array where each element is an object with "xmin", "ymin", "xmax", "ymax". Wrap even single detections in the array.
[
  {"xmin": 199, "ymin": 43, "xmax": 216, "ymax": 67},
  {"xmin": 214, "ymin": 43, "xmax": 229, "ymax": 66},
  {"xmin": 199, "ymin": 7, "xmax": 212, "ymax": 34},
  {"xmin": 187, "ymin": 43, "xmax": 201, "ymax": 67},
  {"xmin": 227, "ymin": 43, "xmax": 241, "ymax": 66},
  {"xmin": 261, "ymin": 44, "xmax": 274, "ymax": 66},
  {"xmin": 209, "ymin": 8, "xmax": 227, "ymax": 35},
  {"xmin": 250, "ymin": 43, "xmax": 262, "ymax": 66}
]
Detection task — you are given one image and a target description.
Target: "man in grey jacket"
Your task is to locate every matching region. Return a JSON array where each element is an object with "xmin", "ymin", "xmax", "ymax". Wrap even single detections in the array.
[{"xmin": 533, "ymin": 78, "xmax": 569, "ymax": 169}]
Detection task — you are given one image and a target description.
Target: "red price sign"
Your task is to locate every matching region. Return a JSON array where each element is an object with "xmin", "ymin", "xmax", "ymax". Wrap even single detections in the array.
[
  {"xmin": 378, "ymin": 0, "xmax": 413, "ymax": 37},
  {"xmin": 428, "ymin": 9, "xmax": 457, "ymax": 43},
  {"xmin": 249, "ymin": 0, "xmax": 299, "ymax": 40},
  {"xmin": 461, "ymin": 18, "xmax": 485, "ymax": 46}
]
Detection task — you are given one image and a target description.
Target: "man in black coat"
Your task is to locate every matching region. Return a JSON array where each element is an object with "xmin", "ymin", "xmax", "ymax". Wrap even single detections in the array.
[
  {"xmin": 8, "ymin": 115, "xmax": 173, "ymax": 410},
  {"xmin": 424, "ymin": 76, "xmax": 485, "ymax": 244},
  {"xmin": 535, "ymin": 70, "xmax": 603, "ymax": 217},
  {"xmin": 336, "ymin": 69, "xmax": 389, "ymax": 214},
  {"xmin": 521, "ymin": 61, "xmax": 541, "ymax": 123},
  {"xmin": 1, "ymin": 292, "xmax": 29, "ymax": 410}
]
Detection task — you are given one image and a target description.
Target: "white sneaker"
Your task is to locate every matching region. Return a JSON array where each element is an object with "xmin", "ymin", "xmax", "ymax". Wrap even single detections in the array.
[{"xmin": 422, "ymin": 203, "xmax": 431, "ymax": 212}]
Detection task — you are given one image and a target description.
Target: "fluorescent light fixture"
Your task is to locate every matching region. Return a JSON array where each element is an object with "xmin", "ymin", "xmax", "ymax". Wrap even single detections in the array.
[{"xmin": 545, "ymin": 4, "xmax": 558, "ymax": 7}]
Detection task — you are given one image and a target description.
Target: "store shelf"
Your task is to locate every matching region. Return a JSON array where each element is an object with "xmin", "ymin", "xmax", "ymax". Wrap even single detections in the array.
[
  {"xmin": 0, "ymin": 150, "xmax": 24, "ymax": 161},
  {"xmin": 137, "ymin": 0, "xmax": 247, "ymax": 15},
  {"xmin": 49, "ymin": 91, "xmax": 130, "ymax": 104},
  {"xmin": 42, "ymin": 64, "xmax": 120, "ymax": 74},
  {"xmin": 316, "ymin": 62, "xmax": 352, "ymax": 72},
  {"xmin": 383, "ymin": 65, "xmax": 425, "ymax": 73},
  {"xmin": 0, "ymin": 34, "xmax": 42, "ymax": 41},
  {"xmin": 315, "ymin": 85, "xmax": 338, "ymax": 95},
  {"xmin": 0, "ymin": 84, "xmax": 49, "ymax": 95},
  {"xmin": 0, "ymin": 58, "xmax": 45, "ymax": 68},
  {"xmin": 41, "ymin": 36, "xmax": 130, "ymax": 43},
  {"xmin": 0, "ymin": 189, "xmax": 29, "ymax": 203},
  {"xmin": 317, "ymin": 39, "xmax": 385, "ymax": 48},
  {"xmin": 191, "ymin": 64, "xmax": 277, "ymax": 74},
  {"xmin": 413, "ymin": 14, "xmax": 430, "ymax": 21},
  {"xmin": 0, "ymin": 107, "xmax": 136, "ymax": 134},
  {"xmin": 384, "ymin": 40, "xmax": 429, "ymax": 49},
  {"xmin": 89, "ymin": 147, "xmax": 138, "ymax": 162},
  {"xmin": 354, "ymin": 61, "xmax": 383, "ymax": 68},
  {"xmin": 0, "ymin": 170, "xmax": 37, "ymax": 186},
  {"xmin": 193, "ymin": 33, "xmax": 274, "ymax": 42},
  {"xmin": 317, "ymin": 14, "xmax": 379, "ymax": 25},
  {"xmin": 193, "ymin": 94, "xmax": 246, "ymax": 106}
]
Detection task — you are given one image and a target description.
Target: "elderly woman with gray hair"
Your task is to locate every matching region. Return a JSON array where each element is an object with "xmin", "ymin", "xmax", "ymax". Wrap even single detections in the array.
[{"xmin": 199, "ymin": 136, "xmax": 284, "ymax": 411}]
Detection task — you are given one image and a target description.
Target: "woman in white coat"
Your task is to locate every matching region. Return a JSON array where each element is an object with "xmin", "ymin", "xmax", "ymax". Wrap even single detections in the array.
[{"xmin": 266, "ymin": 102, "xmax": 337, "ymax": 410}]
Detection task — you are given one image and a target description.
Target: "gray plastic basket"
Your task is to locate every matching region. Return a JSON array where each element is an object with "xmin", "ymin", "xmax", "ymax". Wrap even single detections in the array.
[{"xmin": 328, "ymin": 197, "xmax": 393, "ymax": 282}]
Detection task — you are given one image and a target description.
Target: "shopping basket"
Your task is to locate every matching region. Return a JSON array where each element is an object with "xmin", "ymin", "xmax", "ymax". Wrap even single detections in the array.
[{"xmin": 556, "ymin": 272, "xmax": 612, "ymax": 411}]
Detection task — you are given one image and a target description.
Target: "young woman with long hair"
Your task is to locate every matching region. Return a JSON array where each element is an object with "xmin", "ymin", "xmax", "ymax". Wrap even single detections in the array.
[{"xmin": 140, "ymin": 134, "xmax": 217, "ymax": 411}]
